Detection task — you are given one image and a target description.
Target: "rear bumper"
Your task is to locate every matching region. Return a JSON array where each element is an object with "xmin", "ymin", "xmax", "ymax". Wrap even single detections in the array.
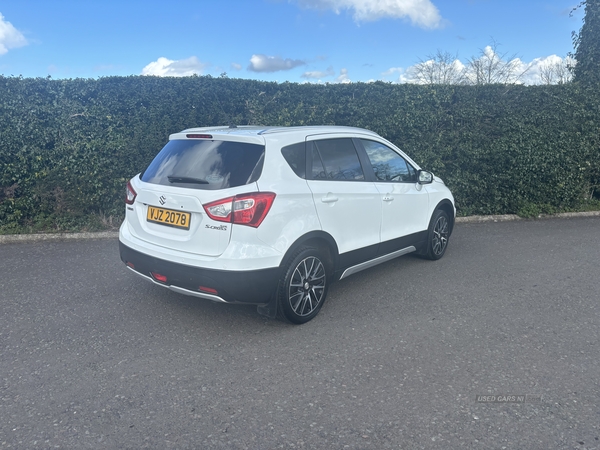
[{"xmin": 119, "ymin": 241, "xmax": 280, "ymax": 305}]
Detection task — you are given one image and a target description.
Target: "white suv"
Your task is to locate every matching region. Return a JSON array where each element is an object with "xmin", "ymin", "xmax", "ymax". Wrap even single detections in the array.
[{"xmin": 119, "ymin": 126, "xmax": 455, "ymax": 324}]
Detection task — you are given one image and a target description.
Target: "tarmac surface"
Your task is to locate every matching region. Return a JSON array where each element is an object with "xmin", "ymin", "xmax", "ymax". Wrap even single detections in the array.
[{"xmin": 1, "ymin": 215, "xmax": 599, "ymax": 449}]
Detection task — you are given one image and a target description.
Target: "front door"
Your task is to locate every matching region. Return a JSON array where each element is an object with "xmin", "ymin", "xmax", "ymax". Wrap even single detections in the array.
[{"xmin": 358, "ymin": 139, "xmax": 430, "ymax": 250}]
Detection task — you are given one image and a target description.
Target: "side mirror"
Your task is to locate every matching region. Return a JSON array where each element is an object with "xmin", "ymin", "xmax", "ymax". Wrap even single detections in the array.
[{"xmin": 418, "ymin": 170, "xmax": 434, "ymax": 185}]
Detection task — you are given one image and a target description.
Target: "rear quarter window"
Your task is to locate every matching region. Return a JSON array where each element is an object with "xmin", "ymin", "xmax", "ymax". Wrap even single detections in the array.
[
  {"xmin": 141, "ymin": 139, "xmax": 265, "ymax": 190},
  {"xmin": 281, "ymin": 142, "xmax": 306, "ymax": 179}
]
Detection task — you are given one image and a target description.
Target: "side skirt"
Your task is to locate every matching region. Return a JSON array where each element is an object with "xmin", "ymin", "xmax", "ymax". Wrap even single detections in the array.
[{"xmin": 339, "ymin": 246, "xmax": 416, "ymax": 280}]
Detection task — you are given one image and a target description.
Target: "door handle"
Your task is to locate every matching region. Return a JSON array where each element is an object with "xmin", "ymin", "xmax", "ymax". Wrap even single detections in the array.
[
  {"xmin": 321, "ymin": 195, "xmax": 338, "ymax": 203},
  {"xmin": 383, "ymin": 196, "xmax": 394, "ymax": 202}
]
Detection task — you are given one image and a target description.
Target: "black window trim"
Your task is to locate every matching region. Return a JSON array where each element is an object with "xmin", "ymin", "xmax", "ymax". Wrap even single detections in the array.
[{"xmin": 352, "ymin": 137, "xmax": 377, "ymax": 182}]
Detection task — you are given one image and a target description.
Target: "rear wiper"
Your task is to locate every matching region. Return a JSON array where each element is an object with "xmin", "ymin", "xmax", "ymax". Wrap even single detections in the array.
[{"xmin": 168, "ymin": 176, "xmax": 209, "ymax": 184}]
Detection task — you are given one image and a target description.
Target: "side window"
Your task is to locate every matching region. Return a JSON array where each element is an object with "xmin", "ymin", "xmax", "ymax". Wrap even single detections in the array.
[
  {"xmin": 361, "ymin": 139, "xmax": 417, "ymax": 183},
  {"xmin": 311, "ymin": 138, "xmax": 365, "ymax": 181},
  {"xmin": 281, "ymin": 142, "xmax": 306, "ymax": 179}
]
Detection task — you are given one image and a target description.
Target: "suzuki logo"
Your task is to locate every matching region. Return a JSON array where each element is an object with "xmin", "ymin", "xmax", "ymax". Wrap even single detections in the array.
[{"xmin": 159, "ymin": 195, "xmax": 167, "ymax": 205}]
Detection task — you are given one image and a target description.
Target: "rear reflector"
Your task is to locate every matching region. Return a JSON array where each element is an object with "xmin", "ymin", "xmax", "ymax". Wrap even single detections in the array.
[
  {"xmin": 126, "ymin": 262, "xmax": 135, "ymax": 269},
  {"xmin": 151, "ymin": 272, "xmax": 167, "ymax": 283},
  {"xmin": 198, "ymin": 286, "xmax": 218, "ymax": 295},
  {"xmin": 186, "ymin": 134, "xmax": 213, "ymax": 139}
]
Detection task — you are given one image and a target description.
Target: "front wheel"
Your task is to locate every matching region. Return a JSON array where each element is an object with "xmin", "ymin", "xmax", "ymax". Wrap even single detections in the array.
[
  {"xmin": 277, "ymin": 247, "xmax": 329, "ymax": 324},
  {"xmin": 424, "ymin": 209, "xmax": 450, "ymax": 260}
]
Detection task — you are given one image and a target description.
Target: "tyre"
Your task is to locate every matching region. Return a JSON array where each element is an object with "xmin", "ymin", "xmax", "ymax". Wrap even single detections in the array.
[
  {"xmin": 424, "ymin": 209, "xmax": 450, "ymax": 260},
  {"xmin": 277, "ymin": 246, "xmax": 329, "ymax": 324}
]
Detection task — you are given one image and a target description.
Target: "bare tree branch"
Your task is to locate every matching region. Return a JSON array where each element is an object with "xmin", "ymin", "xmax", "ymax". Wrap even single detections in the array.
[
  {"xmin": 464, "ymin": 40, "xmax": 529, "ymax": 85},
  {"xmin": 407, "ymin": 50, "xmax": 466, "ymax": 85},
  {"xmin": 539, "ymin": 57, "xmax": 574, "ymax": 85}
]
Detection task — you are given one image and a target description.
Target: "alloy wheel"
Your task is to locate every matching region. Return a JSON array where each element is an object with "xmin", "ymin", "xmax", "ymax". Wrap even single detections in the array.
[
  {"xmin": 432, "ymin": 215, "xmax": 449, "ymax": 256},
  {"xmin": 288, "ymin": 256, "xmax": 326, "ymax": 317}
]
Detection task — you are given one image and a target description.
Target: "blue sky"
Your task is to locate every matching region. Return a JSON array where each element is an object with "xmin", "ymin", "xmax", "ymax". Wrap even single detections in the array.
[{"xmin": 0, "ymin": 0, "xmax": 584, "ymax": 84}]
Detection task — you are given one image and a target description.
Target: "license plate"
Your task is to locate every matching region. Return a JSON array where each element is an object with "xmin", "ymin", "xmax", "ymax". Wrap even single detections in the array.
[{"xmin": 147, "ymin": 206, "xmax": 191, "ymax": 230}]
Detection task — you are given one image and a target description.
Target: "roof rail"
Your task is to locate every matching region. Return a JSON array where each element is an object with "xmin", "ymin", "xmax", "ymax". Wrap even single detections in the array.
[
  {"xmin": 178, "ymin": 125, "xmax": 381, "ymax": 137},
  {"xmin": 257, "ymin": 125, "xmax": 378, "ymax": 135}
]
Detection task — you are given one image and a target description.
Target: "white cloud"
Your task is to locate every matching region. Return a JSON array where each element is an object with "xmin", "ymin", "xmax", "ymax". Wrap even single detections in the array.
[
  {"xmin": 381, "ymin": 67, "xmax": 404, "ymax": 77},
  {"xmin": 300, "ymin": 67, "xmax": 351, "ymax": 84},
  {"xmin": 141, "ymin": 56, "xmax": 208, "ymax": 77},
  {"xmin": 230, "ymin": 62, "xmax": 242, "ymax": 71},
  {"xmin": 293, "ymin": 0, "xmax": 443, "ymax": 28},
  {"xmin": 335, "ymin": 68, "xmax": 351, "ymax": 83},
  {"xmin": 248, "ymin": 54, "xmax": 306, "ymax": 72},
  {"xmin": 301, "ymin": 66, "xmax": 335, "ymax": 79},
  {"xmin": 0, "ymin": 13, "xmax": 28, "ymax": 55}
]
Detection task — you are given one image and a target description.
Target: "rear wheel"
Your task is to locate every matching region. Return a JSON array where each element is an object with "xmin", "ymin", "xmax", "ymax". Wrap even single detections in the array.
[
  {"xmin": 277, "ymin": 247, "xmax": 329, "ymax": 324},
  {"xmin": 424, "ymin": 209, "xmax": 450, "ymax": 260}
]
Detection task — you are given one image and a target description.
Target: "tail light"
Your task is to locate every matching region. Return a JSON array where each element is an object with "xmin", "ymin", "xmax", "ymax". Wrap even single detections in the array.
[
  {"xmin": 126, "ymin": 181, "xmax": 137, "ymax": 205},
  {"xmin": 203, "ymin": 192, "xmax": 276, "ymax": 228}
]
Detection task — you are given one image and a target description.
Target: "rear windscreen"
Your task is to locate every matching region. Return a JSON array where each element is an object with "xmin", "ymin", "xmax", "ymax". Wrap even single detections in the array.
[{"xmin": 141, "ymin": 139, "xmax": 265, "ymax": 190}]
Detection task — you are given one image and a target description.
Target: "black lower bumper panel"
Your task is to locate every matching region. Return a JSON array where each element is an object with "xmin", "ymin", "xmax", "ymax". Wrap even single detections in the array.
[{"xmin": 119, "ymin": 242, "xmax": 280, "ymax": 305}]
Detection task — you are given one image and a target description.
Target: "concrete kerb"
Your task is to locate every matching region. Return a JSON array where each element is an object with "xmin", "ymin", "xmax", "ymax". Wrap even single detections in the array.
[
  {"xmin": 0, "ymin": 231, "xmax": 120, "ymax": 244},
  {"xmin": 455, "ymin": 210, "xmax": 600, "ymax": 224},
  {"xmin": 1, "ymin": 211, "xmax": 599, "ymax": 244}
]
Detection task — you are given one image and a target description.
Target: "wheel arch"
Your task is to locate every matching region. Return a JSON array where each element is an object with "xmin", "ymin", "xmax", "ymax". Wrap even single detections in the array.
[
  {"xmin": 279, "ymin": 230, "xmax": 339, "ymax": 276},
  {"xmin": 432, "ymin": 199, "xmax": 455, "ymax": 236}
]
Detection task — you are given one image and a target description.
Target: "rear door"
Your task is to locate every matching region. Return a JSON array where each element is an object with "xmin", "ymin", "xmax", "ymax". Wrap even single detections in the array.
[{"xmin": 305, "ymin": 136, "xmax": 381, "ymax": 261}]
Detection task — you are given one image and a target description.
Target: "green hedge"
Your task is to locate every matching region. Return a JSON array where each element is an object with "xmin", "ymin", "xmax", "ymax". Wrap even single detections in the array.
[{"xmin": 0, "ymin": 75, "xmax": 598, "ymax": 232}]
